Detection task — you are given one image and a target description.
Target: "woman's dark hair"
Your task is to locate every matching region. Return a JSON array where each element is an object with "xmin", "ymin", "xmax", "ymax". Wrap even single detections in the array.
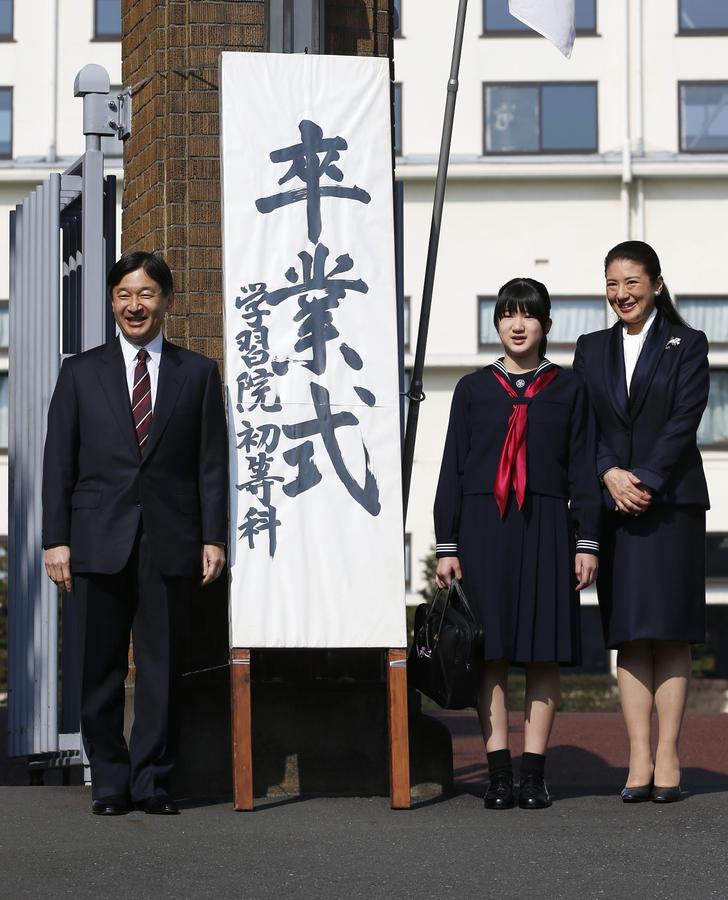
[
  {"xmin": 604, "ymin": 240, "xmax": 687, "ymax": 326},
  {"xmin": 107, "ymin": 251, "xmax": 174, "ymax": 298},
  {"xmin": 493, "ymin": 277, "xmax": 552, "ymax": 359}
]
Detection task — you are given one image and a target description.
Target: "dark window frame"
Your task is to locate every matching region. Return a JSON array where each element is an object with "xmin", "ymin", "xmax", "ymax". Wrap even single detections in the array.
[
  {"xmin": 0, "ymin": 86, "xmax": 12, "ymax": 160},
  {"xmin": 394, "ymin": 82, "xmax": 403, "ymax": 156},
  {"xmin": 93, "ymin": 0, "xmax": 122, "ymax": 41},
  {"xmin": 706, "ymin": 533, "xmax": 728, "ymax": 581},
  {"xmin": 483, "ymin": 81, "xmax": 599, "ymax": 156},
  {"xmin": 678, "ymin": 80, "xmax": 728, "ymax": 154},
  {"xmin": 676, "ymin": 294, "xmax": 728, "ymax": 346},
  {"xmin": 697, "ymin": 367, "xmax": 728, "ymax": 450},
  {"xmin": 0, "ymin": 0, "xmax": 14, "ymax": 41},
  {"xmin": 677, "ymin": 0, "xmax": 728, "ymax": 36},
  {"xmin": 478, "ymin": 295, "xmax": 497, "ymax": 349},
  {"xmin": 482, "ymin": 0, "xmax": 598, "ymax": 36}
]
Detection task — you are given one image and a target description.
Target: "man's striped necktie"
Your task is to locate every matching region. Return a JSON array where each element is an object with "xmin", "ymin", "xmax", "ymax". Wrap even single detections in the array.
[{"xmin": 132, "ymin": 348, "xmax": 153, "ymax": 453}]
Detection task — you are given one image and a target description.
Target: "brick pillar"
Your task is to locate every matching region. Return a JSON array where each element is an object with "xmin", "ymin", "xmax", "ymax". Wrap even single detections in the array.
[
  {"xmin": 121, "ymin": 0, "xmax": 392, "ymax": 369},
  {"xmin": 121, "ymin": 0, "xmax": 266, "ymax": 366}
]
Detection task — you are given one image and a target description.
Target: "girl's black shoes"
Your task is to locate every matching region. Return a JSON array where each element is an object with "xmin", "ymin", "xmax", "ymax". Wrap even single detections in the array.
[
  {"xmin": 484, "ymin": 772, "xmax": 516, "ymax": 809},
  {"xmin": 518, "ymin": 773, "xmax": 551, "ymax": 809}
]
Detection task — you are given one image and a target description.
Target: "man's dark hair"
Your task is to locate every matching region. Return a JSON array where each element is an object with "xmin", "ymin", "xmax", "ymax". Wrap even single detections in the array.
[{"xmin": 107, "ymin": 251, "xmax": 174, "ymax": 298}]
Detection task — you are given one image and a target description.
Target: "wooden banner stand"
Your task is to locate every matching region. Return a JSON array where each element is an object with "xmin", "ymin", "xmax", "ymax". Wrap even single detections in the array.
[{"xmin": 230, "ymin": 647, "xmax": 410, "ymax": 811}]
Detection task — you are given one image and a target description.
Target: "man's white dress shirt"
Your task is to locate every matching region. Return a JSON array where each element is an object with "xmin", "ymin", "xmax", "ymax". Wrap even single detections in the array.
[{"xmin": 119, "ymin": 331, "xmax": 164, "ymax": 410}]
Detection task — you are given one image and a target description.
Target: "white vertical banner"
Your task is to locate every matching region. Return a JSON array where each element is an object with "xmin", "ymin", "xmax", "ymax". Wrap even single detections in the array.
[
  {"xmin": 220, "ymin": 52, "xmax": 406, "ymax": 649},
  {"xmin": 509, "ymin": 0, "xmax": 576, "ymax": 57}
]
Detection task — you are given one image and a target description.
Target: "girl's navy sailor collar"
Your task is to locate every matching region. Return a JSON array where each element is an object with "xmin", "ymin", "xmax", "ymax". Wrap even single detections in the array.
[{"xmin": 491, "ymin": 357, "xmax": 557, "ymax": 379}]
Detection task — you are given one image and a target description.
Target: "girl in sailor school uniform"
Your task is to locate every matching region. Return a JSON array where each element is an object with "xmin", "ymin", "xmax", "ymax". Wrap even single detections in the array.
[
  {"xmin": 573, "ymin": 241, "xmax": 710, "ymax": 804},
  {"xmin": 434, "ymin": 277, "xmax": 601, "ymax": 810}
]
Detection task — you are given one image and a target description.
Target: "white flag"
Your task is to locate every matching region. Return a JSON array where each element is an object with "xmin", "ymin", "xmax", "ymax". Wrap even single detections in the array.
[{"xmin": 508, "ymin": 0, "xmax": 576, "ymax": 58}]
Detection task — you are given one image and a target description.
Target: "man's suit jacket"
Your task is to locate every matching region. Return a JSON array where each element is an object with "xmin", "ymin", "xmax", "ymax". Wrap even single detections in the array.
[
  {"xmin": 42, "ymin": 337, "xmax": 228, "ymax": 577},
  {"xmin": 573, "ymin": 313, "xmax": 710, "ymax": 509}
]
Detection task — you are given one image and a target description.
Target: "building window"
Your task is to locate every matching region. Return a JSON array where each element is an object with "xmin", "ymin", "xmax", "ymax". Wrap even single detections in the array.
[
  {"xmin": 479, "ymin": 296, "xmax": 498, "ymax": 347},
  {"xmin": 549, "ymin": 297, "xmax": 607, "ymax": 343},
  {"xmin": 706, "ymin": 534, "xmax": 728, "ymax": 580},
  {"xmin": 0, "ymin": 374, "xmax": 7, "ymax": 451},
  {"xmin": 0, "ymin": 1, "xmax": 13, "ymax": 39},
  {"xmin": 484, "ymin": 82, "xmax": 598, "ymax": 154},
  {"xmin": 404, "ymin": 533, "xmax": 411, "ymax": 591},
  {"xmin": 394, "ymin": 84, "xmax": 402, "ymax": 156},
  {"xmin": 698, "ymin": 370, "xmax": 728, "ymax": 448},
  {"xmin": 402, "ymin": 296, "xmax": 411, "ymax": 353},
  {"xmin": 95, "ymin": 0, "xmax": 121, "ymax": 39},
  {"xmin": 679, "ymin": 82, "xmax": 728, "ymax": 152},
  {"xmin": 483, "ymin": 0, "xmax": 596, "ymax": 34},
  {"xmin": 679, "ymin": 0, "xmax": 728, "ymax": 34},
  {"xmin": 0, "ymin": 301, "xmax": 7, "ymax": 348},
  {"xmin": 677, "ymin": 297, "xmax": 728, "ymax": 344},
  {"xmin": 479, "ymin": 295, "xmax": 606, "ymax": 347},
  {"xmin": 394, "ymin": 83, "xmax": 402, "ymax": 156},
  {"xmin": 394, "ymin": 0, "xmax": 402, "ymax": 37},
  {"xmin": 0, "ymin": 87, "xmax": 10, "ymax": 158}
]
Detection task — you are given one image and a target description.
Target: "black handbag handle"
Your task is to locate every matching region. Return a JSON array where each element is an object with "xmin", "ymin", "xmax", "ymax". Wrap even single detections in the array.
[
  {"xmin": 424, "ymin": 579, "xmax": 478, "ymax": 633},
  {"xmin": 447, "ymin": 578, "xmax": 478, "ymax": 624}
]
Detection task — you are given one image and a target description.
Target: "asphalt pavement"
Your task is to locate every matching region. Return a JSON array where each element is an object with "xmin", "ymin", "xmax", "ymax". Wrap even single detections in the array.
[{"xmin": 1, "ymin": 711, "xmax": 727, "ymax": 900}]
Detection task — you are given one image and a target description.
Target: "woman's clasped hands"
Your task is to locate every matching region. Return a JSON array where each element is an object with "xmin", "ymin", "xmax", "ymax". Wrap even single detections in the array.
[{"xmin": 602, "ymin": 467, "xmax": 652, "ymax": 515}]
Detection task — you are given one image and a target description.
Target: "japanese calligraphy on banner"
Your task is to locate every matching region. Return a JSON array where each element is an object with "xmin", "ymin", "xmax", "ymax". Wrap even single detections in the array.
[{"xmin": 220, "ymin": 52, "xmax": 406, "ymax": 648}]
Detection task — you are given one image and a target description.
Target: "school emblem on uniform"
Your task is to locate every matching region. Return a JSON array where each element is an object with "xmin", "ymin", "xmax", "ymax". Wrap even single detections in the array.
[
  {"xmin": 665, "ymin": 337, "xmax": 681, "ymax": 349},
  {"xmin": 515, "ymin": 378, "xmax": 526, "ymax": 388}
]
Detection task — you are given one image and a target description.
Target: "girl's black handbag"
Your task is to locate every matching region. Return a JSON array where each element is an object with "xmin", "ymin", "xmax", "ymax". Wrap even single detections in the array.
[{"xmin": 407, "ymin": 579, "xmax": 483, "ymax": 710}]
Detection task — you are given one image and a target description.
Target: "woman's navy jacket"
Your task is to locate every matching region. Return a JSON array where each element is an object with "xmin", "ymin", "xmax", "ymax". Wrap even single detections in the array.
[
  {"xmin": 573, "ymin": 314, "xmax": 710, "ymax": 509},
  {"xmin": 434, "ymin": 361, "xmax": 602, "ymax": 558}
]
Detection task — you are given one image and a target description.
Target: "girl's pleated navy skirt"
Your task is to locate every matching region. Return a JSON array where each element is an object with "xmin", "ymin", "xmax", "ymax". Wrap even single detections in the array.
[{"xmin": 458, "ymin": 492, "xmax": 581, "ymax": 666}]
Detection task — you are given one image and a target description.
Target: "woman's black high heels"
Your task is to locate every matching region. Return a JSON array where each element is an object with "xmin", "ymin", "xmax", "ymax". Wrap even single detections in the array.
[
  {"xmin": 651, "ymin": 785, "xmax": 682, "ymax": 803},
  {"xmin": 620, "ymin": 781, "xmax": 653, "ymax": 802}
]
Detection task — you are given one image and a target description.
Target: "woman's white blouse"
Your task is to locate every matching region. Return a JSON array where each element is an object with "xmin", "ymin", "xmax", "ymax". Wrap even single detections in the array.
[{"xmin": 623, "ymin": 307, "xmax": 657, "ymax": 394}]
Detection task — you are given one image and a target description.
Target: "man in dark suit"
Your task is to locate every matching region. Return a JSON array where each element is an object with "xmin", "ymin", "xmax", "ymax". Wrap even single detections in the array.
[{"xmin": 42, "ymin": 252, "xmax": 228, "ymax": 816}]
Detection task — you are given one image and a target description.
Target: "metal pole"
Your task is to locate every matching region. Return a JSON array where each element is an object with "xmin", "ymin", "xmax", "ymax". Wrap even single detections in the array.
[
  {"xmin": 81, "ymin": 149, "xmax": 106, "ymax": 348},
  {"xmin": 400, "ymin": 0, "xmax": 468, "ymax": 517}
]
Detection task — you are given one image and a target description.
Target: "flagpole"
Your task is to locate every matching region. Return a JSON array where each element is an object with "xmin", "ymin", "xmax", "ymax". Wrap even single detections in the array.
[{"xmin": 401, "ymin": 0, "xmax": 469, "ymax": 518}]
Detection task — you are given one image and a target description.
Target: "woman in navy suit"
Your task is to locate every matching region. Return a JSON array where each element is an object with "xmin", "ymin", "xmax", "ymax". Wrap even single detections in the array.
[
  {"xmin": 574, "ymin": 241, "xmax": 710, "ymax": 804},
  {"xmin": 435, "ymin": 278, "xmax": 601, "ymax": 810}
]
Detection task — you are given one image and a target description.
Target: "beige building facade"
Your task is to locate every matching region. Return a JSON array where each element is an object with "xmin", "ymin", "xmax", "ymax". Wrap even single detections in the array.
[
  {"xmin": 0, "ymin": 1, "xmax": 726, "ymax": 657},
  {"xmin": 396, "ymin": 1, "xmax": 728, "ymax": 637}
]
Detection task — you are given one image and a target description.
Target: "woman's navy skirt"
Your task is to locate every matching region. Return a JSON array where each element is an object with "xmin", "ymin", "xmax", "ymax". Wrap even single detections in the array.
[{"xmin": 597, "ymin": 504, "xmax": 706, "ymax": 648}]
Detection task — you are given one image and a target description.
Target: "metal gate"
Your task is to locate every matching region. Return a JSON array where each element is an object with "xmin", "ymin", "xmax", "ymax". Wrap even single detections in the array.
[{"xmin": 7, "ymin": 64, "xmax": 122, "ymax": 765}]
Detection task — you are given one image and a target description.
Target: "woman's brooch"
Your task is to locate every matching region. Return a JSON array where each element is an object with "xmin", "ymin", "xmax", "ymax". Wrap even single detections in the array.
[{"xmin": 665, "ymin": 337, "xmax": 681, "ymax": 349}]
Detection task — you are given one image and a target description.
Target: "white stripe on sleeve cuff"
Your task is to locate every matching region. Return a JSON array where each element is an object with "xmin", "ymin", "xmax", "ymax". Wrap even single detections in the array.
[{"xmin": 576, "ymin": 540, "xmax": 600, "ymax": 553}]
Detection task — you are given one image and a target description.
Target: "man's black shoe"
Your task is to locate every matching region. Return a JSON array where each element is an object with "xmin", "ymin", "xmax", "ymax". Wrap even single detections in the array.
[
  {"xmin": 484, "ymin": 772, "xmax": 516, "ymax": 809},
  {"xmin": 91, "ymin": 797, "xmax": 131, "ymax": 816},
  {"xmin": 139, "ymin": 795, "xmax": 180, "ymax": 815}
]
